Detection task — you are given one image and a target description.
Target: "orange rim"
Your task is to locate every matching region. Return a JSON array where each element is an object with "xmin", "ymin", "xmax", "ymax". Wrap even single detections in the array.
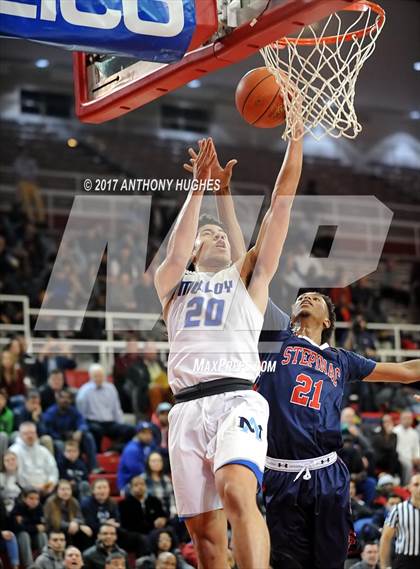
[{"xmin": 277, "ymin": 1, "xmax": 385, "ymax": 47}]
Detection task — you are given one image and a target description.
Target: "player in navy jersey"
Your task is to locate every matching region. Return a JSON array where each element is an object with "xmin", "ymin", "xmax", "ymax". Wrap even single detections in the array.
[
  {"xmin": 183, "ymin": 142, "xmax": 420, "ymax": 569},
  {"xmin": 258, "ymin": 292, "xmax": 420, "ymax": 569}
]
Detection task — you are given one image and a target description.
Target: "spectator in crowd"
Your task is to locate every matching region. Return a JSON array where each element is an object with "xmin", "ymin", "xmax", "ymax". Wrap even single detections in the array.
[
  {"xmin": 119, "ymin": 476, "xmax": 167, "ymax": 537},
  {"xmin": 113, "ymin": 339, "xmax": 142, "ymax": 413},
  {"xmin": 0, "ymin": 349, "xmax": 26, "ymax": 408},
  {"xmin": 371, "ymin": 414, "xmax": 401, "ymax": 477},
  {"xmin": 331, "ymin": 291, "xmax": 353, "ymax": 342},
  {"xmin": 345, "ymin": 315, "xmax": 377, "ymax": 359},
  {"xmin": 352, "ymin": 542, "xmax": 380, "ymax": 569},
  {"xmin": 10, "ymin": 422, "xmax": 58, "ymax": 497},
  {"xmin": 34, "ymin": 531, "xmax": 66, "ymax": 569},
  {"xmin": 136, "ymin": 530, "xmax": 193, "ymax": 569},
  {"xmin": 142, "ymin": 343, "xmax": 169, "ymax": 414},
  {"xmin": 43, "ymin": 480, "xmax": 93, "ymax": 551},
  {"xmin": 123, "ymin": 348, "xmax": 152, "ymax": 420},
  {"xmin": 108, "ymin": 273, "xmax": 137, "ymax": 313},
  {"xmin": 13, "ymin": 390, "xmax": 54, "ymax": 455},
  {"xmin": 0, "ymin": 450, "xmax": 22, "ymax": 513},
  {"xmin": 341, "ymin": 407, "xmax": 374, "ymax": 459},
  {"xmin": 82, "ymin": 524, "xmax": 127, "ymax": 569},
  {"xmin": 155, "ymin": 552, "xmax": 177, "ymax": 569},
  {"xmin": 379, "ymin": 474, "xmax": 420, "ymax": 569},
  {"xmin": 117, "ymin": 422, "xmax": 156, "ymax": 491},
  {"xmin": 393, "ymin": 410, "xmax": 420, "ymax": 486},
  {"xmin": 152, "ymin": 403, "xmax": 171, "ymax": 450},
  {"xmin": 341, "ymin": 407, "xmax": 376, "ymax": 503},
  {"xmin": 105, "ymin": 552, "xmax": 126, "ymax": 569},
  {"xmin": 0, "ymin": 234, "xmax": 20, "ymax": 288},
  {"xmin": 0, "ymin": 389, "xmax": 13, "ymax": 461},
  {"xmin": 344, "ymin": 315, "xmax": 377, "ymax": 411},
  {"xmin": 76, "ymin": 364, "xmax": 135, "ymax": 451},
  {"xmin": 63, "ymin": 546, "xmax": 83, "ymax": 569},
  {"xmin": 40, "ymin": 371, "xmax": 66, "ymax": 411},
  {"xmin": 351, "ymin": 277, "xmax": 380, "ymax": 322},
  {"xmin": 13, "ymin": 144, "xmax": 45, "ymax": 225},
  {"xmin": 43, "ymin": 389, "xmax": 98, "ymax": 471},
  {"xmin": 6, "ymin": 336, "xmax": 35, "ymax": 383},
  {"xmin": 350, "ymin": 480, "xmax": 373, "ymax": 523},
  {"xmin": 34, "ymin": 340, "xmax": 76, "ymax": 387},
  {"xmin": 0, "ymin": 498, "xmax": 20, "ymax": 569},
  {"xmin": 371, "ymin": 494, "xmax": 402, "ymax": 531},
  {"xmin": 81, "ymin": 479, "xmax": 120, "ymax": 538},
  {"xmin": 57, "ymin": 441, "xmax": 90, "ymax": 499},
  {"xmin": 11, "ymin": 487, "xmax": 48, "ymax": 567},
  {"xmin": 340, "ymin": 434, "xmax": 372, "ymax": 502},
  {"xmin": 106, "ymin": 477, "xmax": 154, "ymax": 557},
  {"xmin": 142, "ymin": 453, "xmax": 176, "ymax": 519}
]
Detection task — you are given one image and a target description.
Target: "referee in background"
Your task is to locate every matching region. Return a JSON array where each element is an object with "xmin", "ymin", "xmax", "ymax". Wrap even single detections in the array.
[{"xmin": 379, "ymin": 474, "xmax": 420, "ymax": 569}]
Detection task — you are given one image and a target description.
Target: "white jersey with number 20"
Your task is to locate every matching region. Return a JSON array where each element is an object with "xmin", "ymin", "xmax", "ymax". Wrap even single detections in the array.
[{"xmin": 167, "ymin": 264, "xmax": 263, "ymax": 394}]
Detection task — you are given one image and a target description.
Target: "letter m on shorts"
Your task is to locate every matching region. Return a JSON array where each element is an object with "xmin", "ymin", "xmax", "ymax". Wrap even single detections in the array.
[{"xmin": 238, "ymin": 416, "xmax": 262, "ymax": 440}]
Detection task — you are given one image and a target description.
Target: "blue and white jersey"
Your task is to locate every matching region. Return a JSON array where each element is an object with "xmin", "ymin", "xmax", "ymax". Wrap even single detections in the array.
[
  {"xmin": 167, "ymin": 265, "xmax": 263, "ymax": 394},
  {"xmin": 257, "ymin": 303, "xmax": 376, "ymax": 460}
]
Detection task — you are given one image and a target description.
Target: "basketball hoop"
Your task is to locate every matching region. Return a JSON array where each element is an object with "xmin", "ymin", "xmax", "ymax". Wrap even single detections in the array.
[{"xmin": 260, "ymin": 1, "xmax": 386, "ymax": 141}]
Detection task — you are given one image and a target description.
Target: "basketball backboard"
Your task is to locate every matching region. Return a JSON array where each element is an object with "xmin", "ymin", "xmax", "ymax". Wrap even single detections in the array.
[{"xmin": 74, "ymin": 0, "xmax": 360, "ymax": 123}]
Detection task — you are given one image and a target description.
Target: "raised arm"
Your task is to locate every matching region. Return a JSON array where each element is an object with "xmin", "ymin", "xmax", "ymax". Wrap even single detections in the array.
[
  {"xmin": 155, "ymin": 139, "xmax": 214, "ymax": 305},
  {"xmin": 364, "ymin": 359, "xmax": 420, "ymax": 383},
  {"xmin": 240, "ymin": 137, "xmax": 303, "ymax": 313},
  {"xmin": 184, "ymin": 142, "xmax": 246, "ymax": 261}
]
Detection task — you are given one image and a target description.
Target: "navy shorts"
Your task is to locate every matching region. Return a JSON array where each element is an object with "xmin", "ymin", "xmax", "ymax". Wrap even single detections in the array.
[{"xmin": 263, "ymin": 458, "xmax": 353, "ymax": 569}]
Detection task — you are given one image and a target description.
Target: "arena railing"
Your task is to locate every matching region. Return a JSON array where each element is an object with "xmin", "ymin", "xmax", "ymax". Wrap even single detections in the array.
[{"xmin": 1, "ymin": 296, "xmax": 419, "ymax": 371}]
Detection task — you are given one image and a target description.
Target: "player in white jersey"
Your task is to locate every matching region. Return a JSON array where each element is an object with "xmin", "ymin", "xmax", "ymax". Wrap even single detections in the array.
[{"xmin": 155, "ymin": 137, "xmax": 303, "ymax": 569}]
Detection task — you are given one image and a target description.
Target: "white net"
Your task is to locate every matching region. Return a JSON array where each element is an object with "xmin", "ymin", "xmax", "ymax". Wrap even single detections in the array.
[{"xmin": 260, "ymin": 2, "xmax": 385, "ymax": 140}]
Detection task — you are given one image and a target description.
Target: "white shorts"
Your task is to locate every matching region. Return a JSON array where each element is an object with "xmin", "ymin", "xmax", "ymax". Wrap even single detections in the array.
[{"xmin": 168, "ymin": 389, "xmax": 269, "ymax": 518}]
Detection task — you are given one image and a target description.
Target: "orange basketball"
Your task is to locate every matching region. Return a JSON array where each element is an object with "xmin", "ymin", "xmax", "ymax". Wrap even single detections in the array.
[{"xmin": 235, "ymin": 67, "xmax": 286, "ymax": 128}]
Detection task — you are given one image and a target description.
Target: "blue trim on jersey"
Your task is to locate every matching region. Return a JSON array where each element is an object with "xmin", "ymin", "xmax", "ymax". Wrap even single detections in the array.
[{"xmin": 218, "ymin": 459, "xmax": 263, "ymax": 486}]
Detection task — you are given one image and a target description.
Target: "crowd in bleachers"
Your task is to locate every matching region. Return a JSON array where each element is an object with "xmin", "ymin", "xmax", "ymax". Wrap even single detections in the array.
[
  {"xmin": 1, "ymin": 332, "xmax": 419, "ymax": 568},
  {"xmin": 0, "ymin": 343, "xmax": 209, "ymax": 569},
  {"xmin": 1, "ymin": 129, "xmax": 420, "ymax": 569}
]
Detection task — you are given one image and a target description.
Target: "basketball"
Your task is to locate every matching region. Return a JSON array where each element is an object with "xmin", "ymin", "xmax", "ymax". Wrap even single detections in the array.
[{"xmin": 235, "ymin": 67, "xmax": 286, "ymax": 128}]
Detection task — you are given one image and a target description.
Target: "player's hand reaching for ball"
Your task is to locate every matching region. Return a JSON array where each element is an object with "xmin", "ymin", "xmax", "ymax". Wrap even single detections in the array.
[
  {"xmin": 185, "ymin": 138, "xmax": 237, "ymax": 191},
  {"xmin": 193, "ymin": 138, "xmax": 215, "ymax": 182}
]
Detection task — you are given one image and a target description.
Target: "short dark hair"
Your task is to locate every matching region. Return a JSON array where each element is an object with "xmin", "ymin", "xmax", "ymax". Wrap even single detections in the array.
[
  {"xmin": 49, "ymin": 369, "xmax": 62, "ymax": 377},
  {"xmin": 22, "ymin": 487, "xmax": 40, "ymax": 498},
  {"xmin": 294, "ymin": 292, "xmax": 336, "ymax": 343},
  {"xmin": 92, "ymin": 478, "xmax": 110, "ymax": 490},
  {"xmin": 57, "ymin": 389, "xmax": 72, "ymax": 399},
  {"xmin": 320, "ymin": 293, "xmax": 336, "ymax": 344},
  {"xmin": 64, "ymin": 440, "xmax": 80, "ymax": 450},
  {"xmin": 48, "ymin": 530, "xmax": 65, "ymax": 538},
  {"xmin": 362, "ymin": 541, "xmax": 379, "ymax": 550},
  {"xmin": 99, "ymin": 523, "xmax": 117, "ymax": 534},
  {"xmin": 105, "ymin": 553, "xmax": 125, "ymax": 564},
  {"xmin": 26, "ymin": 389, "xmax": 40, "ymax": 399},
  {"xmin": 197, "ymin": 214, "xmax": 225, "ymax": 231}
]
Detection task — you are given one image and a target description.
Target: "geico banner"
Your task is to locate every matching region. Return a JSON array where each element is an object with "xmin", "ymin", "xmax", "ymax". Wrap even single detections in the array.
[{"xmin": 0, "ymin": 0, "xmax": 196, "ymax": 62}]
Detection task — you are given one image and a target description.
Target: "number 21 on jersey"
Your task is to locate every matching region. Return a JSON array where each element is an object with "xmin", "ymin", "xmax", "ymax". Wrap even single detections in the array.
[{"xmin": 290, "ymin": 373, "xmax": 323, "ymax": 410}]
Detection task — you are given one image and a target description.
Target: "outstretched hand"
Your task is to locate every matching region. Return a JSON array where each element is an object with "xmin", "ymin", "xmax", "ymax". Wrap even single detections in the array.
[
  {"xmin": 185, "ymin": 138, "xmax": 237, "ymax": 190},
  {"xmin": 193, "ymin": 138, "xmax": 216, "ymax": 182}
]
